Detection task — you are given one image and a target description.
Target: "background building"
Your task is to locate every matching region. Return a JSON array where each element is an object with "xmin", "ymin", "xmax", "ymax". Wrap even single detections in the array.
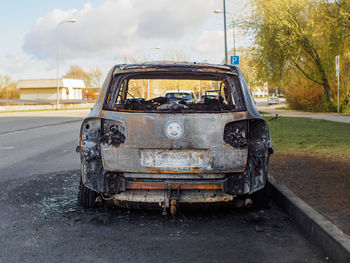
[
  {"xmin": 17, "ymin": 78, "xmax": 84, "ymax": 100},
  {"xmin": 251, "ymin": 83, "xmax": 268, "ymax": 97}
]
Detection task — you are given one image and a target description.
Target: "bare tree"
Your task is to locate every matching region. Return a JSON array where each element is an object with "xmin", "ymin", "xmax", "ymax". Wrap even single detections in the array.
[{"xmin": 89, "ymin": 67, "xmax": 104, "ymax": 90}]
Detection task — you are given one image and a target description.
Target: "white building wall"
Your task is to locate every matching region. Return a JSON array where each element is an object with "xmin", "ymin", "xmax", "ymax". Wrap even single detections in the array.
[
  {"xmin": 252, "ymin": 83, "xmax": 269, "ymax": 97},
  {"xmin": 20, "ymin": 92, "xmax": 57, "ymax": 100},
  {"xmin": 18, "ymin": 78, "xmax": 85, "ymax": 101}
]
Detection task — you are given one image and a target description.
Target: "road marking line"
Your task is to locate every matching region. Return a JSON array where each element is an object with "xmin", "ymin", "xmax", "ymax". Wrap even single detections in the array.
[{"xmin": 0, "ymin": 146, "xmax": 14, "ymax": 149}]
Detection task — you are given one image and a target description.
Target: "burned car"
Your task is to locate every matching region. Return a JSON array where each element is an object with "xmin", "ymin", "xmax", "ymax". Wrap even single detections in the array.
[{"xmin": 77, "ymin": 62, "xmax": 273, "ymax": 214}]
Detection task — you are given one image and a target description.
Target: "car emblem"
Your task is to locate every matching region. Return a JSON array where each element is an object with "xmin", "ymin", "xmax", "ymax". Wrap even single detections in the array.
[{"xmin": 164, "ymin": 121, "xmax": 184, "ymax": 140}]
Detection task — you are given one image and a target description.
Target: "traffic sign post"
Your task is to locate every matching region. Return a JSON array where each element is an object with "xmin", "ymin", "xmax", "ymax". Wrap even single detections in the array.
[
  {"xmin": 335, "ymin": 55, "xmax": 339, "ymax": 73},
  {"xmin": 231, "ymin": 56, "xmax": 239, "ymax": 65},
  {"xmin": 335, "ymin": 55, "xmax": 340, "ymax": 114}
]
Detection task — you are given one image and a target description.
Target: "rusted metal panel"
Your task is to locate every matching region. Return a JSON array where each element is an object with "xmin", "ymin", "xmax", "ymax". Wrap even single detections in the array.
[
  {"xmin": 100, "ymin": 110, "xmax": 248, "ymax": 148},
  {"xmin": 113, "ymin": 190, "xmax": 169, "ymax": 204},
  {"xmin": 113, "ymin": 189, "xmax": 234, "ymax": 204},
  {"xmin": 101, "ymin": 147, "xmax": 247, "ymax": 173},
  {"xmin": 126, "ymin": 181, "xmax": 225, "ymax": 190},
  {"xmin": 112, "ymin": 62, "xmax": 236, "ymax": 75},
  {"xmin": 99, "ymin": 110, "xmax": 249, "ymax": 173},
  {"xmin": 123, "ymin": 172, "xmax": 226, "ymax": 179}
]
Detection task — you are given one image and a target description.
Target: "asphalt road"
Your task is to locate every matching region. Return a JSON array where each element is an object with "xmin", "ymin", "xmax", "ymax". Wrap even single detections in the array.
[
  {"xmin": 0, "ymin": 111, "xmax": 86, "ymax": 183},
  {"xmin": 0, "ymin": 110, "xmax": 328, "ymax": 262},
  {"xmin": 0, "ymin": 171, "xmax": 327, "ymax": 263}
]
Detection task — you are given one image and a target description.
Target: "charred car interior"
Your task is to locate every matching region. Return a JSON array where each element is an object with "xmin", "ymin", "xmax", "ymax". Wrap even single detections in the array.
[
  {"xmin": 107, "ymin": 74, "xmax": 244, "ymax": 113},
  {"xmin": 77, "ymin": 62, "xmax": 273, "ymax": 215}
]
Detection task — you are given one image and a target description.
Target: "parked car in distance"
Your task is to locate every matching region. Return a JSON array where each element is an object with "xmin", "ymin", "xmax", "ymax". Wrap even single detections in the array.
[
  {"xmin": 199, "ymin": 90, "xmax": 220, "ymax": 102},
  {"xmin": 268, "ymin": 96, "xmax": 279, "ymax": 105},
  {"xmin": 164, "ymin": 90, "xmax": 197, "ymax": 104},
  {"xmin": 77, "ymin": 62, "xmax": 273, "ymax": 215}
]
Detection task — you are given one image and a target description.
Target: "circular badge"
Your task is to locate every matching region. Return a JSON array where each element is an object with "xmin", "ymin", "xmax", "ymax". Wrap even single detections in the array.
[{"xmin": 164, "ymin": 121, "xmax": 184, "ymax": 140}]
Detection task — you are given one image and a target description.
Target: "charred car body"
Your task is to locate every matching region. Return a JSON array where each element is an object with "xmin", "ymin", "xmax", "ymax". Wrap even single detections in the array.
[{"xmin": 77, "ymin": 62, "xmax": 273, "ymax": 213}]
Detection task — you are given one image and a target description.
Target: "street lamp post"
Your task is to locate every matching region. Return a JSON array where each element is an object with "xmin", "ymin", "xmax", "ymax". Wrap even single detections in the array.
[
  {"xmin": 222, "ymin": 0, "xmax": 228, "ymax": 64},
  {"xmin": 231, "ymin": 22, "xmax": 236, "ymax": 56},
  {"xmin": 214, "ymin": 0, "xmax": 230, "ymax": 64},
  {"xmin": 57, "ymin": 19, "xmax": 77, "ymax": 109}
]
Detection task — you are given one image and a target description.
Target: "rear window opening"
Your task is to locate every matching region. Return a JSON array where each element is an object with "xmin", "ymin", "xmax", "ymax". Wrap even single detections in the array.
[{"xmin": 106, "ymin": 73, "xmax": 245, "ymax": 113}]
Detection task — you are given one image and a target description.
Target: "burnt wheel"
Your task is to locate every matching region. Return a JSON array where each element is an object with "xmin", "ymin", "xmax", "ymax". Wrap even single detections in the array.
[
  {"xmin": 78, "ymin": 180, "xmax": 98, "ymax": 208},
  {"xmin": 252, "ymin": 181, "xmax": 271, "ymax": 209}
]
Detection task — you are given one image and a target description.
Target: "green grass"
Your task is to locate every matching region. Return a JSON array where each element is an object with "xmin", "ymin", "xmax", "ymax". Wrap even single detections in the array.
[{"xmin": 265, "ymin": 116, "xmax": 350, "ymax": 161}]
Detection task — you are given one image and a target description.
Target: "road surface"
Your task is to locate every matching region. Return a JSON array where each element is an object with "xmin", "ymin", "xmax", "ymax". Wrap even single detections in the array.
[{"xmin": 0, "ymin": 110, "xmax": 87, "ymax": 183}]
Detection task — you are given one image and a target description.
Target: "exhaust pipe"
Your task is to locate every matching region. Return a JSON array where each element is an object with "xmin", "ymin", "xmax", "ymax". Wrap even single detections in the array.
[
  {"xmin": 244, "ymin": 198, "xmax": 253, "ymax": 207},
  {"xmin": 95, "ymin": 196, "xmax": 103, "ymax": 206},
  {"xmin": 232, "ymin": 199, "xmax": 245, "ymax": 208}
]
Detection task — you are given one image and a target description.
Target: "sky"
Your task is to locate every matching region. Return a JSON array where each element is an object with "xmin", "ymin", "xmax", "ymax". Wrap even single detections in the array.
[{"xmin": 0, "ymin": 0, "xmax": 251, "ymax": 81}]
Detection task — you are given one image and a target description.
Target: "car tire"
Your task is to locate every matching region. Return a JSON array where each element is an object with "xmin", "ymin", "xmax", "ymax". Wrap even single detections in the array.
[
  {"xmin": 252, "ymin": 180, "xmax": 271, "ymax": 209},
  {"xmin": 78, "ymin": 180, "xmax": 98, "ymax": 208}
]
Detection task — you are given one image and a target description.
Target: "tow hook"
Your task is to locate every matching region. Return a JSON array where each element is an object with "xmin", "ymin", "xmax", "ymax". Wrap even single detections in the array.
[
  {"xmin": 168, "ymin": 187, "xmax": 180, "ymax": 217},
  {"xmin": 169, "ymin": 199, "xmax": 177, "ymax": 216},
  {"xmin": 244, "ymin": 198, "xmax": 253, "ymax": 207},
  {"xmin": 95, "ymin": 196, "xmax": 103, "ymax": 206}
]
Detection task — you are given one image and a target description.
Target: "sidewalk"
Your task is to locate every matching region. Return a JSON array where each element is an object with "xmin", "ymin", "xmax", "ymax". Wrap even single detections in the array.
[{"xmin": 258, "ymin": 104, "xmax": 350, "ymax": 124}]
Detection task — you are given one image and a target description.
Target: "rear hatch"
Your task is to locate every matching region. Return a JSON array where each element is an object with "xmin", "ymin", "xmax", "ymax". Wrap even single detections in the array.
[{"xmin": 100, "ymin": 110, "xmax": 248, "ymax": 173}]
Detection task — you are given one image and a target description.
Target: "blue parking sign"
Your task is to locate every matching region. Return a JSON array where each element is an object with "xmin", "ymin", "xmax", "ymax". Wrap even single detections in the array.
[{"xmin": 231, "ymin": 56, "xmax": 239, "ymax": 65}]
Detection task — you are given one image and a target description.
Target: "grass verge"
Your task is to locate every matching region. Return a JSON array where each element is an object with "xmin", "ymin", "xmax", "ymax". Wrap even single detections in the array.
[{"xmin": 265, "ymin": 116, "xmax": 350, "ymax": 162}]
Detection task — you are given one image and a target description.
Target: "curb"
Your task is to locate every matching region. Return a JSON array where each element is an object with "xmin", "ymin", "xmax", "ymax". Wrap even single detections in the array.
[{"xmin": 269, "ymin": 176, "xmax": 350, "ymax": 263}]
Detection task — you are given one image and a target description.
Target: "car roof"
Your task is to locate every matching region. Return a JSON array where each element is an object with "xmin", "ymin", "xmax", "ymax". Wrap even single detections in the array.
[{"xmin": 113, "ymin": 61, "xmax": 238, "ymax": 74}]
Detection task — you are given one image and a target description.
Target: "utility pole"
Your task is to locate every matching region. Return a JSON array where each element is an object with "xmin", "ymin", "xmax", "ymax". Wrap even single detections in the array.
[
  {"xmin": 223, "ymin": 0, "xmax": 228, "ymax": 64},
  {"xmin": 56, "ymin": 19, "xmax": 77, "ymax": 110},
  {"xmin": 232, "ymin": 22, "xmax": 236, "ymax": 56}
]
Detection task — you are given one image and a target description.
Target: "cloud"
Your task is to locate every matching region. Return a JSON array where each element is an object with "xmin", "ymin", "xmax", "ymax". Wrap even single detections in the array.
[
  {"xmin": 193, "ymin": 30, "xmax": 224, "ymax": 53},
  {"xmin": 0, "ymin": 50, "xmax": 117, "ymax": 81},
  {"xmin": 23, "ymin": 0, "xmax": 216, "ymax": 60},
  {"xmin": 0, "ymin": 52, "xmax": 56, "ymax": 80}
]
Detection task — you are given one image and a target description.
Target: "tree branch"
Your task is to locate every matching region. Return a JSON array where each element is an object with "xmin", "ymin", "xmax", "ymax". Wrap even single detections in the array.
[{"xmin": 290, "ymin": 59, "xmax": 323, "ymax": 85}]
